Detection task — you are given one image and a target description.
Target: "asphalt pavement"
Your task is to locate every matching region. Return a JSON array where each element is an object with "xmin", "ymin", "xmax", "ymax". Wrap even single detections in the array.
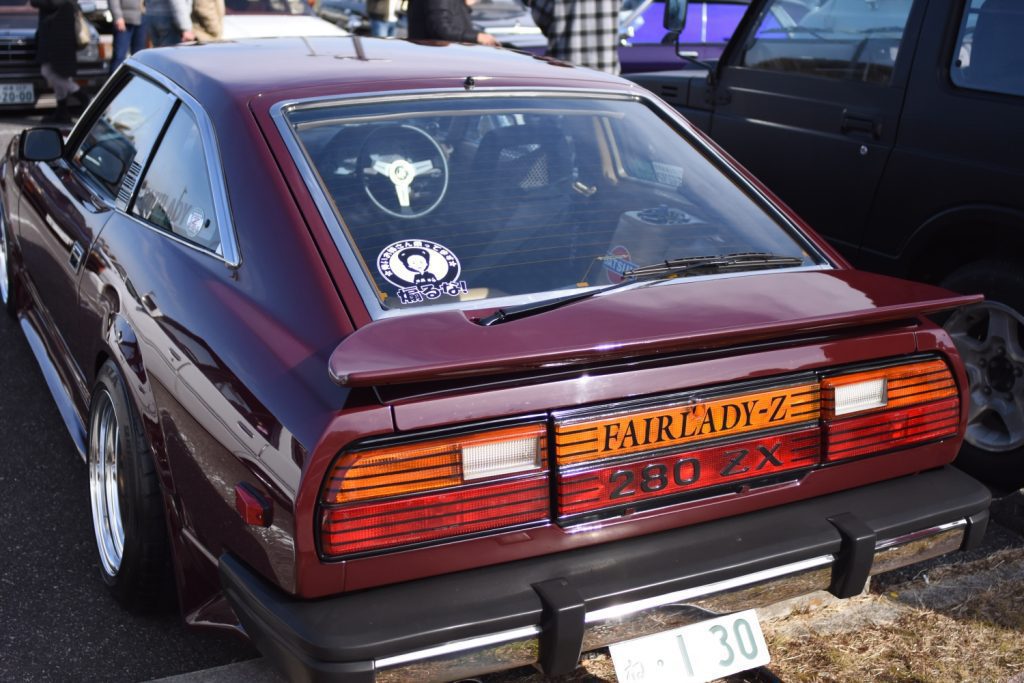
[{"xmin": 0, "ymin": 113, "xmax": 258, "ymax": 682}]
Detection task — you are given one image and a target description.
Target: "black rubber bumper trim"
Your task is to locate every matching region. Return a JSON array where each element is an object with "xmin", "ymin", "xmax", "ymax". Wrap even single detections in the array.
[
  {"xmin": 826, "ymin": 513, "xmax": 876, "ymax": 598},
  {"xmin": 533, "ymin": 578, "xmax": 586, "ymax": 676},
  {"xmin": 219, "ymin": 467, "xmax": 990, "ymax": 681}
]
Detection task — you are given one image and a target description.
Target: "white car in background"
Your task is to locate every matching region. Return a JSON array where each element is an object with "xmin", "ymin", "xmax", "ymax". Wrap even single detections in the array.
[{"xmin": 223, "ymin": 0, "xmax": 347, "ymax": 38}]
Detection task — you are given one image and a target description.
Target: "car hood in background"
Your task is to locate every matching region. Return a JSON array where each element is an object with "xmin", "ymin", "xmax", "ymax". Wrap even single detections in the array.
[
  {"xmin": 329, "ymin": 270, "xmax": 981, "ymax": 386},
  {"xmin": 0, "ymin": 14, "xmax": 38, "ymax": 33},
  {"xmin": 221, "ymin": 15, "xmax": 348, "ymax": 38}
]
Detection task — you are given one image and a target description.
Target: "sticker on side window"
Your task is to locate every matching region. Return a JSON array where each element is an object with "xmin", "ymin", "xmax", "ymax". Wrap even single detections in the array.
[
  {"xmin": 184, "ymin": 208, "xmax": 206, "ymax": 239},
  {"xmin": 377, "ymin": 239, "xmax": 468, "ymax": 305}
]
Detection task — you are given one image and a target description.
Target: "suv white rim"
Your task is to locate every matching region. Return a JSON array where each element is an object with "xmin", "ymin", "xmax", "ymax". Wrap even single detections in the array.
[{"xmin": 945, "ymin": 301, "xmax": 1024, "ymax": 452}]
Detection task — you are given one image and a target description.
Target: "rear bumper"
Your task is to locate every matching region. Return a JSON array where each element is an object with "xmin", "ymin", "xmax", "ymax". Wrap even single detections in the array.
[{"xmin": 220, "ymin": 467, "xmax": 990, "ymax": 683}]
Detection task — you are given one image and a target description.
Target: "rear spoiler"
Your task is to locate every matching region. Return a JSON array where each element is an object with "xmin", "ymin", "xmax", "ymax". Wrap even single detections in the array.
[{"xmin": 329, "ymin": 270, "xmax": 981, "ymax": 387}]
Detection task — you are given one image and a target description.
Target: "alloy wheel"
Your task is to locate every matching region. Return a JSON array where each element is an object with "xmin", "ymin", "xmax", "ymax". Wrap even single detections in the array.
[
  {"xmin": 89, "ymin": 389, "xmax": 126, "ymax": 577},
  {"xmin": 945, "ymin": 301, "xmax": 1024, "ymax": 452},
  {"xmin": 0, "ymin": 212, "xmax": 9, "ymax": 306}
]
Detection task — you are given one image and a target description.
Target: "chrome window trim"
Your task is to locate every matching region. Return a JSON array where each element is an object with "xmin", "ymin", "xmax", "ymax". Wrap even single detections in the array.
[
  {"xmin": 123, "ymin": 62, "xmax": 241, "ymax": 268},
  {"xmin": 270, "ymin": 86, "xmax": 831, "ymax": 320},
  {"xmin": 64, "ymin": 72, "xmax": 176, "ymax": 210}
]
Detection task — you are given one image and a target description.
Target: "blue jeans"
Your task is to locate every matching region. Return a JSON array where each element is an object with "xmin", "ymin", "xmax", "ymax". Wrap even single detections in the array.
[
  {"xmin": 111, "ymin": 22, "xmax": 149, "ymax": 72},
  {"xmin": 370, "ymin": 19, "xmax": 396, "ymax": 37},
  {"xmin": 146, "ymin": 14, "xmax": 180, "ymax": 47}
]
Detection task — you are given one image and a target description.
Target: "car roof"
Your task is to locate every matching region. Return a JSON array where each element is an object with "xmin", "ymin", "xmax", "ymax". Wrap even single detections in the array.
[{"xmin": 130, "ymin": 37, "xmax": 634, "ymax": 107}]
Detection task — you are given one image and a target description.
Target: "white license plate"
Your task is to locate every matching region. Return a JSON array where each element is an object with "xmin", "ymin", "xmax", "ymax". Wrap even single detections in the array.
[
  {"xmin": 0, "ymin": 83, "xmax": 34, "ymax": 105},
  {"xmin": 609, "ymin": 609, "xmax": 771, "ymax": 683}
]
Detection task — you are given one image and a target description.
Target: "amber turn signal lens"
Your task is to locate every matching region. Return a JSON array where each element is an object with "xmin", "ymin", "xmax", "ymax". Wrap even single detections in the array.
[
  {"xmin": 823, "ymin": 359, "xmax": 960, "ymax": 461},
  {"xmin": 821, "ymin": 359, "xmax": 956, "ymax": 419},
  {"xmin": 322, "ymin": 424, "xmax": 547, "ymax": 504}
]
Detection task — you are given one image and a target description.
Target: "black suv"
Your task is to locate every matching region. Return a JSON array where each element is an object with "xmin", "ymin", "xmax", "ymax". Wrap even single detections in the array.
[{"xmin": 630, "ymin": 0, "xmax": 1024, "ymax": 489}]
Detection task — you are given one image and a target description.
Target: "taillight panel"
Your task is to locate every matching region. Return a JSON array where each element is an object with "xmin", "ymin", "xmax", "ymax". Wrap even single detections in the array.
[
  {"xmin": 322, "ymin": 475, "xmax": 550, "ymax": 556},
  {"xmin": 558, "ymin": 427, "xmax": 821, "ymax": 517},
  {"xmin": 319, "ymin": 356, "xmax": 962, "ymax": 559},
  {"xmin": 319, "ymin": 422, "xmax": 549, "ymax": 558}
]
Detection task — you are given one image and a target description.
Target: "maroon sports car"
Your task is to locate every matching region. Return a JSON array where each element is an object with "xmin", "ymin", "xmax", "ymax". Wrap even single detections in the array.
[{"xmin": 1, "ymin": 37, "xmax": 991, "ymax": 682}]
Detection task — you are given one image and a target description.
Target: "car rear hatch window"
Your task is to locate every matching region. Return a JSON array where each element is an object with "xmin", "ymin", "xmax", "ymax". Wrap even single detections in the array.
[{"xmin": 280, "ymin": 93, "xmax": 827, "ymax": 318}]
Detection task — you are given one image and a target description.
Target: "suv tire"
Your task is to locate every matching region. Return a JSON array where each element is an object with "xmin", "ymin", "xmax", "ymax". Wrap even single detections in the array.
[{"xmin": 942, "ymin": 261, "xmax": 1024, "ymax": 492}]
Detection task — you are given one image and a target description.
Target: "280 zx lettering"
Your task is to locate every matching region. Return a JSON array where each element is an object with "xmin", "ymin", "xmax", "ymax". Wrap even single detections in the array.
[
  {"xmin": 610, "ymin": 459, "xmax": 701, "ymax": 499},
  {"xmin": 607, "ymin": 444, "xmax": 787, "ymax": 502}
]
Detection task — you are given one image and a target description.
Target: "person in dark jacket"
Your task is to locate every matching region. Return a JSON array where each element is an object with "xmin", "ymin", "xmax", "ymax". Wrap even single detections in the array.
[
  {"xmin": 31, "ymin": 0, "xmax": 80, "ymax": 123},
  {"xmin": 406, "ymin": 0, "xmax": 498, "ymax": 45}
]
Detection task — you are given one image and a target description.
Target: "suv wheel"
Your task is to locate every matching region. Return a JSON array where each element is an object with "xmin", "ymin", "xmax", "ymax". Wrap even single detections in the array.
[{"xmin": 942, "ymin": 261, "xmax": 1024, "ymax": 491}]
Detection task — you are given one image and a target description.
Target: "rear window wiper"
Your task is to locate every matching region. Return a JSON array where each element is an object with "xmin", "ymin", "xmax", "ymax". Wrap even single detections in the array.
[{"xmin": 477, "ymin": 252, "xmax": 807, "ymax": 326}]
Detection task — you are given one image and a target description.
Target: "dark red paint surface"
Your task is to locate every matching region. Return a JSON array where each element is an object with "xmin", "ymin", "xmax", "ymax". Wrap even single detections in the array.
[{"xmin": 0, "ymin": 38, "xmax": 980, "ymax": 617}]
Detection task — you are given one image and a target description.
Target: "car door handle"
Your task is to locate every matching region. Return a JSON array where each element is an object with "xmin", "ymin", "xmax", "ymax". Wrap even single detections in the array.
[{"xmin": 840, "ymin": 113, "xmax": 881, "ymax": 139}]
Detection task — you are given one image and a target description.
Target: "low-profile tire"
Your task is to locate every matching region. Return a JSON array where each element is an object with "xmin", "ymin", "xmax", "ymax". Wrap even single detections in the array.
[
  {"xmin": 88, "ymin": 359, "xmax": 172, "ymax": 612},
  {"xmin": 1, "ymin": 208, "xmax": 15, "ymax": 318},
  {"xmin": 941, "ymin": 260, "xmax": 1024, "ymax": 492}
]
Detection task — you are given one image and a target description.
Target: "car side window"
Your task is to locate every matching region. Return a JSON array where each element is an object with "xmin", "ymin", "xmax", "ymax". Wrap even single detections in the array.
[
  {"xmin": 741, "ymin": 0, "xmax": 914, "ymax": 84},
  {"xmin": 950, "ymin": 0, "xmax": 1024, "ymax": 98},
  {"xmin": 131, "ymin": 106, "xmax": 221, "ymax": 254},
  {"xmin": 73, "ymin": 76, "xmax": 176, "ymax": 198}
]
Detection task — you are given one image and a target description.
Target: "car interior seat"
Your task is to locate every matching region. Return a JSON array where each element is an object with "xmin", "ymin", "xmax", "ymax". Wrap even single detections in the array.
[
  {"xmin": 967, "ymin": 0, "xmax": 1024, "ymax": 96},
  {"xmin": 461, "ymin": 123, "xmax": 579, "ymax": 293}
]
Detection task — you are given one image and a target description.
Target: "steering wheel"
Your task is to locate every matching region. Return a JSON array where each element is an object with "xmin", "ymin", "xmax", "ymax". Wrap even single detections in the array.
[{"xmin": 357, "ymin": 124, "xmax": 449, "ymax": 219}]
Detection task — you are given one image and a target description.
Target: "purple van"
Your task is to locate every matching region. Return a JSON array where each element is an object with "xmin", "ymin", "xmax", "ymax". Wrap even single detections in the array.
[
  {"xmin": 491, "ymin": 0, "xmax": 749, "ymax": 73},
  {"xmin": 620, "ymin": 0, "xmax": 749, "ymax": 71}
]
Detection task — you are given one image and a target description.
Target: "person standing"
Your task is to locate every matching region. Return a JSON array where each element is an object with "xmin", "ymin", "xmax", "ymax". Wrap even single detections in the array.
[
  {"xmin": 366, "ymin": 0, "xmax": 400, "ymax": 38},
  {"xmin": 191, "ymin": 0, "xmax": 224, "ymax": 42},
  {"xmin": 145, "ymin": 0, "xmax": 195, "ymax": 46},
  {"xmin": 529, "ymin": 0, "xmax": 619, "ymax": 74},
  {"xmin": 110, "ymin": 0, "xmax": 147, "ymax": 71},
  {"xmin": 31, "ymin": 0, "xmax": 80, "ymax": 123},
  {"xmin": 406, "ymin": 0, "xmax": 498, "ymax": 45}
]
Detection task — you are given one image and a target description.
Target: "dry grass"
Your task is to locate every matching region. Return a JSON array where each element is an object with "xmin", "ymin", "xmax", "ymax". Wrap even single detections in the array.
[
  {"xmin": 762, "ymin": 600, "xmax": 1024, "ymax": 682},
  {"xmin": 755, "ymin": 547, "xmax": 1024, "ymax": 682},
  {"xmin": 482, "ymin": 547, "xmax": 1024, "ymax": 683}
]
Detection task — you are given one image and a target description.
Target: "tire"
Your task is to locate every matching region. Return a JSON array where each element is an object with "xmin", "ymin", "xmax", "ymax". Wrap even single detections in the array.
[
  {"xmin": 88, "ymin": 360, "xmax": 172, "ymax": 612},
  {"xmin": 1, "ymin": 207, "xmax": 15, "ymax": 318},
  {"xmin": 941, "ymin": 261, "xmax": 1024, "ymax": 492}
]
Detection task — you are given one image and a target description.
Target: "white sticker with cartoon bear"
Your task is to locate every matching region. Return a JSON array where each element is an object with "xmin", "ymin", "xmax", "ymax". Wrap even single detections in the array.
[{"xmin": 377, "ymin": 239, "xmax": 468, "ymax": 305}]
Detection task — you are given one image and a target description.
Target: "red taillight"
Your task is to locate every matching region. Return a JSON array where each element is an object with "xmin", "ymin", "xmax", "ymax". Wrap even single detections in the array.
[
  {"xmin": 318, "ymin": 357, "xmax": 963, "ymax": 554},
  {"xmin": 559, "ymin": 427, "xmax": 820, "ymax": 517},
  {"xmin": 822, "ymin": 359, "xmax": 960, "ymax": 461},
  {"xmin": 825, "ymin": 397, "xmax": 960, "ymax": 461},
  {"xmin": 321, "ymin": 476, "xmax": 549, "ymax": 555},
  {"xmin": 319, "ymin": 424, "xmax": 549, "ymax": 558}
]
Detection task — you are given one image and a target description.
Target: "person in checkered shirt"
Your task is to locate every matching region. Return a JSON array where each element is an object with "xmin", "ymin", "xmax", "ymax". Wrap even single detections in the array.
[{"xmin": 528, "ymin": 0, "xmax": 620, "ymax": 75}]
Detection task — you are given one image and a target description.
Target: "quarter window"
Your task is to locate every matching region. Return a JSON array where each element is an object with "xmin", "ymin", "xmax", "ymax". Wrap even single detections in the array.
[
  {"xmin": 741, "ymin": 0, "xmax": 914, "ymax": 84},
  {"xmin": 73, "ymin": 75, "xmax": 175, "ymax": 197},
  {"xmin": 950, "ymin": 0, "xmax": 1024, "ymax": 97},
  {"xmin": 131, "ymin": 107, "xmax": 221, "ymax": 254}
]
